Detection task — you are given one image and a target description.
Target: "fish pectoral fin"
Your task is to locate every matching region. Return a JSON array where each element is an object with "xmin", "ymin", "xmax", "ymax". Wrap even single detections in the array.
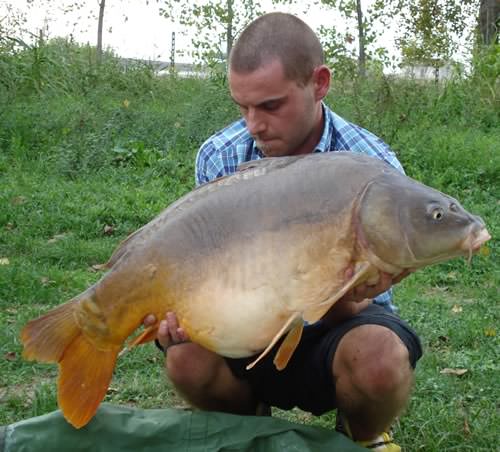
[
  {"xmin": 302, "ymin": 262, "xmax": 373, "ymax": 324},
  {"xmin": 273, "ymin": 321, "xmax": 304, "ymax": 371},
  {"xmin": 128, "ymin": 324, "xmax": 159, "ymax": 348},
  {"xmin": 246, "ymin": 313, "xmax": 302, "ymax": 371},
  {"xmin": 58, "ymin": 334, "xmax": 119, "ymax": 429}
]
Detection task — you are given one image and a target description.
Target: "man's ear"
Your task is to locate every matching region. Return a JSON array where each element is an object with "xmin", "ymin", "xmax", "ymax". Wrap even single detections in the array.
[{"xmin": 312, "ymin": 65, "xmax": 330, "ymax": 100}]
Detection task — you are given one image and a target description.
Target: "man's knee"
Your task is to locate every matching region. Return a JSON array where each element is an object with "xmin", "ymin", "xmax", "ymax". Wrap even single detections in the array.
[{"xmin": 334, "ymin": 324, "xmax": 414, "ymax": 399}]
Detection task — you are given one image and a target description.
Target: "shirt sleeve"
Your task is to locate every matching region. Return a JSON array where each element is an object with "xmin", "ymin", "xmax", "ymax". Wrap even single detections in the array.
[{"xmin": 195, "ymin": 140, "xmax": 222, "ymax": 186}]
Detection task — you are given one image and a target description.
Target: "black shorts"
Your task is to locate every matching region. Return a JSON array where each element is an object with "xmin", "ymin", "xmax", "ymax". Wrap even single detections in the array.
[{"xmin": 225, "ymin": 303, "xmax": 422, "ymax": 416}]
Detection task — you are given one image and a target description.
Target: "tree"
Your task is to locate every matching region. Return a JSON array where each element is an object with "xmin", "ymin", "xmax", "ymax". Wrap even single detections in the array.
[
  {"xmin": 316, "ymin": 0, "xmax": 389, "ymax": 79},
  {"xmin": 479, "ymin": 0, "xmax": 500, "ymax": 45},
  {"xmin": 355, "ymin": 0, "xmax": 366, "ymax": 77},
  {"xmin": 158, "ymin": 0, "xmax": 263, "ymax": 68},
  {"xmin": 384, "ymin": 0, "xmax": 480, "ymax": 68},
  {"xmin": 97, "ymin": 0, "xmax": 106, "ymax": 64}
]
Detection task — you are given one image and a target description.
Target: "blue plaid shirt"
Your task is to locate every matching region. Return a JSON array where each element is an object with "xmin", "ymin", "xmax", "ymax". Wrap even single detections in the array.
[{"xmin": 195, "ymin": 103, "xmax": 402, "ymax": 312}]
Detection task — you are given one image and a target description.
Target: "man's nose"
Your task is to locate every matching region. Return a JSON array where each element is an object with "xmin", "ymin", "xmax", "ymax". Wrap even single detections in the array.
[{"xmin": 246, "ymin": 108, "xmax": 266, "ymax": 135}]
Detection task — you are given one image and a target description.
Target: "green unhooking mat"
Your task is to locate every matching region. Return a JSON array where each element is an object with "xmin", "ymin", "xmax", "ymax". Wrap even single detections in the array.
[{"xmin": 1, "ymin": 403, "xmax": 366, "ymax": 451}]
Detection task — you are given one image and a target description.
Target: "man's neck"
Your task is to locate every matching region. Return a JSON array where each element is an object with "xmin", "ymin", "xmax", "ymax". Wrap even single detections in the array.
[{"xmin": 296, "ymin": 103, "xmax": 325, "ymax": 155}]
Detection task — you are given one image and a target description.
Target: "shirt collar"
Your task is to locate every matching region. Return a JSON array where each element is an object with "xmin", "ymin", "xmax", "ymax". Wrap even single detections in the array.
[{"xmin": 251, "ymin": 102, "xmax": 335, "ymax": 157}]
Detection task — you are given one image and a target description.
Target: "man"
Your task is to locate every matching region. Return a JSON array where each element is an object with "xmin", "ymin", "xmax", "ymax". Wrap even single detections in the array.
[{"xmin": 145, "ymin": 12, "xmax": 422, "ymax": 452}]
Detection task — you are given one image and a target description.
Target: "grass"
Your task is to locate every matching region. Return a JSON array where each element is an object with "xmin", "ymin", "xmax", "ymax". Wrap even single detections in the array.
[
  {"xmin": 0, "ymin": 39, "xmax": 499, "ymax": 451},
  {"xmin": 1, "ymin": 134, "xmax": 498, "ymax": 452}
]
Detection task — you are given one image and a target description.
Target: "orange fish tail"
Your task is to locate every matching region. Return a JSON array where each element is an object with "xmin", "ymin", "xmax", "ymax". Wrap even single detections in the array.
[
  {"xmin": 21, "ymin": 299, "xmax": 80, "ymax": 363},
  {"xmin": 21, "ymin": 290, "xmax": 120, "ymax": 428},
  {"xmin": 58, "ymin": 334, "xmax": 119, "ymax": 429}
]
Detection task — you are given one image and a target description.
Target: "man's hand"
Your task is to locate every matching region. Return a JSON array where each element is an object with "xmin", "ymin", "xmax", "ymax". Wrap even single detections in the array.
[
  {"xmin": 143, "ymin": 312, "xmax": 189, "ymax": 351},
  {"xmin": 322, "ymin": 267, "xmax": 413, "ymax": 327}
]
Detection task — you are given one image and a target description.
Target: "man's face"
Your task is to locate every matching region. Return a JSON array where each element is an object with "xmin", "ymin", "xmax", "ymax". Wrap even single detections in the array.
[{"xmin": 229, "ymin": 60, "xmax": 323, "ymax": 157}]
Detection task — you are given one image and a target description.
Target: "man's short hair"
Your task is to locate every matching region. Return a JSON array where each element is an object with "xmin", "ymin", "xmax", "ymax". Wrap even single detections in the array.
[{"xmin": 229, "ymin": 12, "xmax": 324, "ymax": 86}]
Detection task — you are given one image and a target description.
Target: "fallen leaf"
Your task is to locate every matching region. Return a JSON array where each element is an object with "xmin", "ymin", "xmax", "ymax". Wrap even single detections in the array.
[
  {"xmin": 479, "ymin": 245, "xmax": 490, "ymax": 257},
  {"xmin": 0, "ymin": 257, "xmax": 10, "ymax": 265},
  {"xmin": 123, "ymin": 99, "xmax": 130, "ymax": 108},
  {"xmin": 484, "ymin": 327, "xmax": 496, "ymax": 337},
  {"xmin": 40, "ymin": 277, "xmax": 55, "ymax": 286},
  {"xmin": 47, "ymin": 233, "xmax": 67, "ymax": 244},
  {"xmin": 91, "ymin": 263, "xmax": 108, "ymax": 272},
  {"xmin": 103, "ymin": 224, "xmax": 115, "ymax": 235},
  {"xmin": 11, "ymin": 196, "xmax": 26, "ymax": 205},
  {"xmin": 451, "ymin": 304, "xmax": 463, "ymax": 314},
  {"xmin": 440, "ymin": 368, "xmax": 468, "ymax": 376},
  {"xmin": 4, "ymin": 352, "xmax": 16, "ymax": 361},
  {"xmin": 463, "ymin": 418, "xmax": 471, "ymax": 435}
]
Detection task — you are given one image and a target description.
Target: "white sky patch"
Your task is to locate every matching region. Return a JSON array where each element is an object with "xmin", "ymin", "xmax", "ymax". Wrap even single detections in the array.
[
  {"xmin": 2, "ymin": 0, "xmax": 400, "ymax": 65},
  {"xmin": 2, "ymin": 0, "xmax": 474, "ymax": 70}
]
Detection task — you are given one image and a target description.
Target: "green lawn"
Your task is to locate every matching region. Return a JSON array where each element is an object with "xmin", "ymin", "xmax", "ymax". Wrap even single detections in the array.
[{"xmin": 0, "ymin": 149, "xmax": 498, "ymax": 451}]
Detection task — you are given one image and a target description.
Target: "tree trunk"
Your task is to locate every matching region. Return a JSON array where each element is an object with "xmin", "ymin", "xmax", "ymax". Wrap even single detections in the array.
[
  {"xmin": 226, "ymin": 0, "xmax": 234, "ymax": 59},
  {"xmin": 356, "ymin": 0, "xmax": 366, "ymax": 78},
  {"xmin": 97, "ymin": 0, "xmax": 106, "ymax": 64},
  {"xmin": 479, "ymin": 0, "xmax": 500, "ymax": 45}
]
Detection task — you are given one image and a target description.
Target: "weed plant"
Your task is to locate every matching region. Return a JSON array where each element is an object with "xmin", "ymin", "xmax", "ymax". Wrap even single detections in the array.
[{"xmin": 0, "ymin": 37, "xmax": 498, "ymax": 451}]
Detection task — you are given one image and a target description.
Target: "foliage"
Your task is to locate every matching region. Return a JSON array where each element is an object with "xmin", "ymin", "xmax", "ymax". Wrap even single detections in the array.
[
  {"xmin": 159, "ymin": 0, "xmax": 263, "ymax": 67},
  {"xmin": 0, "ymin": 35, "xmax": 498, "ymax": 452},
  {"xmin": 387, "ymin": 0, "xmax": 480, "ymax": 66},
  {"xmin": 316, "ymin": 0, "xmax": 391, "ymax": 79}
]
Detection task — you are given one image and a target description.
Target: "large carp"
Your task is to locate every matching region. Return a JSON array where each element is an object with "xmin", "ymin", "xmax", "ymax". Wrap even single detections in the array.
[{"xmin": 21, "ymin": 152, "xmax": 490, "ymax": 428}]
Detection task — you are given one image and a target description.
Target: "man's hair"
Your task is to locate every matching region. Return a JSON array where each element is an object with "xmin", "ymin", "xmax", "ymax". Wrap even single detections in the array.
[{"xmin": 229, "ymin": 12, "xmax": 324, "ymax": 85}]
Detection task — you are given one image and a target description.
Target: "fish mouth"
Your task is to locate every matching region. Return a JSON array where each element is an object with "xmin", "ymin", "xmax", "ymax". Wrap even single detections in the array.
[
  {"xmin": 461, "ymin": 227, "xmax": 491, "ymax": 262},
  {"xmin": 467, "ymin": 227, "xmax": 491, "ymax": 251}
]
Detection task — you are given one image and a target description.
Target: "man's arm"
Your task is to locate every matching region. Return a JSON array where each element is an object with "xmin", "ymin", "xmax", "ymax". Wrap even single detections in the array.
[{"xmin": 195, "ymin": 138, "xmax": 231, "ymax": 186}]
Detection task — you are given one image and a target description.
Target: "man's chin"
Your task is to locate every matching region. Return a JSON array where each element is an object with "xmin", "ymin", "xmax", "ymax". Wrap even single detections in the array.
[{"xmin": 257, "ymin": 141, "xmax": 287, "ymax": 157}]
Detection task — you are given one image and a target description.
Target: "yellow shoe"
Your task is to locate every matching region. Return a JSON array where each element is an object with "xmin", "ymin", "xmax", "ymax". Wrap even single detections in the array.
[
  {"xmin": 356, "ymin": 432, "xmax": 401, "ymax": 451},
  {"xmin": 336, "ymin": 413, "xmax": 401, "ymax": 451}
]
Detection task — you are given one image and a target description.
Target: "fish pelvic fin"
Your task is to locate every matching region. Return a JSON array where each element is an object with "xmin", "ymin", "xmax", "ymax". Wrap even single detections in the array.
[
  {"xmin": 273, "ymin": 321, "xmax": 304, "ymax": 371},
  {"xmin": 58, "ymin": 334, "xmax": 119, "ymax": 429},
  {"xmin": 21, "ymin": 299, "xmax": 80, "ymax": 363},
  {"xmin": 246, "ymin": 313, "xmax": 302, "ymax": 371},
  {"xmin": 128, "ymin": 324, "xmax": 159, "ymax": 348}
]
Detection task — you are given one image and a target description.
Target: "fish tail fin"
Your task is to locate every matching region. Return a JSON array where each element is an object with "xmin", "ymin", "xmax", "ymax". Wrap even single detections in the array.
[
  {"xmin": 21, "ymin": 289, "xmax": 119, "ymax": 428},
  {"xmin": 21, "ymin": 299, "xmax": 80, "ymax": 363},
  {"xmin": 58, "ymin": 334, "xmax": 119, "ymax": 429}
]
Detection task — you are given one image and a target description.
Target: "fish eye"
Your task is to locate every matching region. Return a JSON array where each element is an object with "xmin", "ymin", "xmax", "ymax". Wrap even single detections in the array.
[{"xmin": 432, "ymin": 208, "xmax": 444, "ymax": 220}]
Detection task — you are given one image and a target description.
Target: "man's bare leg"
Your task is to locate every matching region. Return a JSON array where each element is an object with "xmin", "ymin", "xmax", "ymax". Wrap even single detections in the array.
[
  {"xmin": 165, "ymin": 342, "xmax": 258, "ymax": 414},
  {"xmin": 333, "ymin": 324, "xmax": 414, "ymax": 441}
]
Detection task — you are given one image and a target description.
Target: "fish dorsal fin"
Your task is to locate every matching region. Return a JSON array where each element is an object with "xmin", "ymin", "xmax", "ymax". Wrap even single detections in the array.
[
  {"xmin": 246, "ymin": 312, "xmax": 302, "ymax": 370},
  {"xmin": 302, "ymin": 262, "xmax": 374, "ymax": 324},
  {"xmin": 273, "ymin": 321, "xmax": 304, "ymax": 370}
]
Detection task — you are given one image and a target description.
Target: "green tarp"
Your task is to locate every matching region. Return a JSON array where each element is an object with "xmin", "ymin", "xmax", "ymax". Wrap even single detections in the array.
[{"xmin": 1, "ymin": 403, "xmax": 365, "ymax": 451}]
